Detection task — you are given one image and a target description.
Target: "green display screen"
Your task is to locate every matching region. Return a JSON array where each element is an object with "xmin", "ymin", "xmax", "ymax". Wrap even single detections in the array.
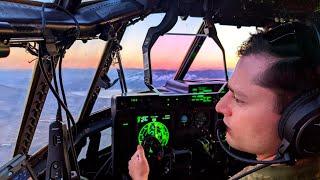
[
  {"xmin": 191, "ymin": 86, "xmax": 213, "ymax": 93},
  {"xmin": 191, "ymin": 94, "xmax": 212, "ymax": 103},
  {"xmin": 190, "ymin": 86, "xmax": 214, "ymax": 103},
  {"xmin": 137, "ymin": 115, "xmax": 170, "ymax": 146}
]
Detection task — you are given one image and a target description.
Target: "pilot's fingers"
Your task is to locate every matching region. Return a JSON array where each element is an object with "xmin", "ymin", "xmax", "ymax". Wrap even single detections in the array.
[
  {"xmin": 137, "ymin": 145, "xmax": 146, "ymax": 158},
  {"xmin": 128, "ymin": 159, "xmax": 134, "ymax": 176},
  {"xmin": 131, "ymin": 146, "xmax": 141, "ymax": 159},
  {"xmin": 131, "ymin": 145, "xmax": 146, "ymax": 161}
]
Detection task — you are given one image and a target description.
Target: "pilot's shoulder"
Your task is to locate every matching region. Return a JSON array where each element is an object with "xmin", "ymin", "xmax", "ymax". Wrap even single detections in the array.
[{"xmin": 233, "ymin": 157, "xmax": 320, "ymax": 180}]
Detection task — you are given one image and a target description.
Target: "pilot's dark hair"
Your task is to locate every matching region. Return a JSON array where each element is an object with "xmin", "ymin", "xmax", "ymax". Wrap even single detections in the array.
[{"xmin": 238, "ymin": 27, "xmax": 320, "ymax": 114}]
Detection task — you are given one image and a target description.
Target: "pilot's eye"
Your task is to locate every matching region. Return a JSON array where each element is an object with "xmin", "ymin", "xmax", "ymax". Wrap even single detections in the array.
[{"xmin": 232, "ymin": 94, "xmax": 244, "ymax": 104}]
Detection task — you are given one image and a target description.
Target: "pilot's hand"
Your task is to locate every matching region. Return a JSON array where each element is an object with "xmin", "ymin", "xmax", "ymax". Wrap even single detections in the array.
[{"xmin": 128, "ymin": 145, "xmax": 150, "ymax": 180}]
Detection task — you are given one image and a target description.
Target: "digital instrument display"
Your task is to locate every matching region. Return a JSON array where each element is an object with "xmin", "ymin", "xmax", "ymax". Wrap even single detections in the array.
[
  {"xmin": 137, "ymin": 115, "xmax": 170, "ymax": 147},
  {"xmin": 190, "ymin": 86, "xmax": 213, "ymax": 93}
]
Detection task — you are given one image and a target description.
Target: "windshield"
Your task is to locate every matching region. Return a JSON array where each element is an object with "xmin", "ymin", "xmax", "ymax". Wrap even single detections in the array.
[
  {"xmin": 151, "ymin": 22, "xmax": 257, "ymax": 86},
  {"xmin": 184, "ymin": 25, "xmax": 257, "ymax": 81}
]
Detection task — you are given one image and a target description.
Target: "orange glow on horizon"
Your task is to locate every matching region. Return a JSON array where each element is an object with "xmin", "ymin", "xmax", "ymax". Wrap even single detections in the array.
[
  {"xmin": 0, "ymin": 41, "xmax": 239, "ymax": 70},
  {"xmin": 0, "ymin": 11, "xmax": 257, "ymax": 70},
  {"xmin": 0, "ymin": 40, "xmax": 105, "ymax": 69},
  {"xmin": 0, "ymin": 48, "xmax": 36, "ymax": 69}
]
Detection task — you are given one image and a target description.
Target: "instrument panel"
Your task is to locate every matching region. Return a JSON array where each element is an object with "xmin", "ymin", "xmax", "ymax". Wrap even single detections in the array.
[{"xmin": 111, "ymin": 93, "xmax": 220, "ymax": 178}]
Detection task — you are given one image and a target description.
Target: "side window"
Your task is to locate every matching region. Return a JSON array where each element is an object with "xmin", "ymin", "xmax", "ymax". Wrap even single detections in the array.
[
  {"xmin": 29, "ymin": 40, "xmax": 105, "ymax": 154},
  {"xmin": 0, "ymin": 48, "xmax": 35, "ymax": 166}
]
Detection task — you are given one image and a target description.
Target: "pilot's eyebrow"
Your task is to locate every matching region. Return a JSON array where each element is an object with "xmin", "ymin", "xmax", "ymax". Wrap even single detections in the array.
[{"xmin": 227, "ymin": 84, "xmax": 248, "ymax": 98}]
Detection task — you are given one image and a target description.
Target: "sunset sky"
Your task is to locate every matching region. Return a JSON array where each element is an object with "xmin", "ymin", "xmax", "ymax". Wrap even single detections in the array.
[{"xmin": 0, "ymin": 14, "xmax": 257, "ymax": 70}]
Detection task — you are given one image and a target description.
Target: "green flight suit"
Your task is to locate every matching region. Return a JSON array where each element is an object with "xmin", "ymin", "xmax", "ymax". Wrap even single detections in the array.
[{"xmin": 231, "ymin": 157, "xmax": 320, "ymax": 180}]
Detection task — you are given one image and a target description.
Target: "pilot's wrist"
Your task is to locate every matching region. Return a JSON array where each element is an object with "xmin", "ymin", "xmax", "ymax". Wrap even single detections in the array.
[{"xmin": 132, "ymin": 175, "xmax": 148, "ymax": 180}]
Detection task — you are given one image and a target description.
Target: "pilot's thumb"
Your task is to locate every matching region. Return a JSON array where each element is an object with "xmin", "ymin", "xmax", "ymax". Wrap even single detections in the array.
[{"xmin": 137, "ymin": 145, "xmax": 146, "ymax": 158}]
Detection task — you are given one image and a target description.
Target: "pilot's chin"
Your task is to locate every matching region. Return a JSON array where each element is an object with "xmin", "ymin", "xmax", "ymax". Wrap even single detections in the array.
[
  {"xmin": 225, "ymin": 133, "xmax": 239, "ymax": 150},
  {"xmin": 225, "ymin": 132, "xmax": 232, "ymax": 145},
  {"xmin": 226, "ymin": 139, "xmax": 249, "ymax": 154}
]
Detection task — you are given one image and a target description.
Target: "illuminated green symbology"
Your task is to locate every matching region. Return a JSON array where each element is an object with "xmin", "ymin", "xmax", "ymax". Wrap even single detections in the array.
[
  {"xmin": 137, "ymin": 115, "xmax": 171, "ymax": 123},
  {"xmin": 131, "ymin": 98, "xmax": 138, "ymax": 102},
  {"xmin": 138, "ymin": 121, "xmax": 170, "ymax": 146},
  {"xmin": 191, "ymin": 86, "xmax": 213, "ymax": 94},
  {"xmin": 191, "ymin": 87, "xmax": 213, "ymax": 103},
  {"xmin": 191, "ymin": 94, "xmax": 212, "ymax": 103},
  {"xmin": 137, "ymin": 116, "xmax": 149, "ymax": 123},
  {"xmin": 162, "ymin": 115, "xmax": 171, "ymax": 120}
]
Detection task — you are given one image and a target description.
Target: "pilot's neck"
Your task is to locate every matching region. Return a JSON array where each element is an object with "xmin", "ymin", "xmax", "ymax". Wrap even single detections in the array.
[{"xmin": 256, "ymin": 154, "xmax": 277, "ymax": 161}]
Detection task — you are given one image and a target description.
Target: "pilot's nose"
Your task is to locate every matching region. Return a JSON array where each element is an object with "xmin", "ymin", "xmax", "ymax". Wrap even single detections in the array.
[{"xmin": 215, "ymin": 91, "xmax": 232, "ymax": 117}]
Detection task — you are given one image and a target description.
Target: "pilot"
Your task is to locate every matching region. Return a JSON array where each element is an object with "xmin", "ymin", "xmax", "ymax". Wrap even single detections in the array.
[{"xmin": 128, "ymin": 23, "xmax": 320, "ymax": 180}]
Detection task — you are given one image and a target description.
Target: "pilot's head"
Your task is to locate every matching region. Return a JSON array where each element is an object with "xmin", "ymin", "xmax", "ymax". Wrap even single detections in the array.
[{"xmin": 215, "ymin": 24, "xmax": 320, "ymax": 160}]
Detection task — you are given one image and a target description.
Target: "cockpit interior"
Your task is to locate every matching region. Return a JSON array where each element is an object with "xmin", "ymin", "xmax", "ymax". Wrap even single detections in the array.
[{"xmin": 0, "ymin": 0, "xmax": 319, "ymax": 179}]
